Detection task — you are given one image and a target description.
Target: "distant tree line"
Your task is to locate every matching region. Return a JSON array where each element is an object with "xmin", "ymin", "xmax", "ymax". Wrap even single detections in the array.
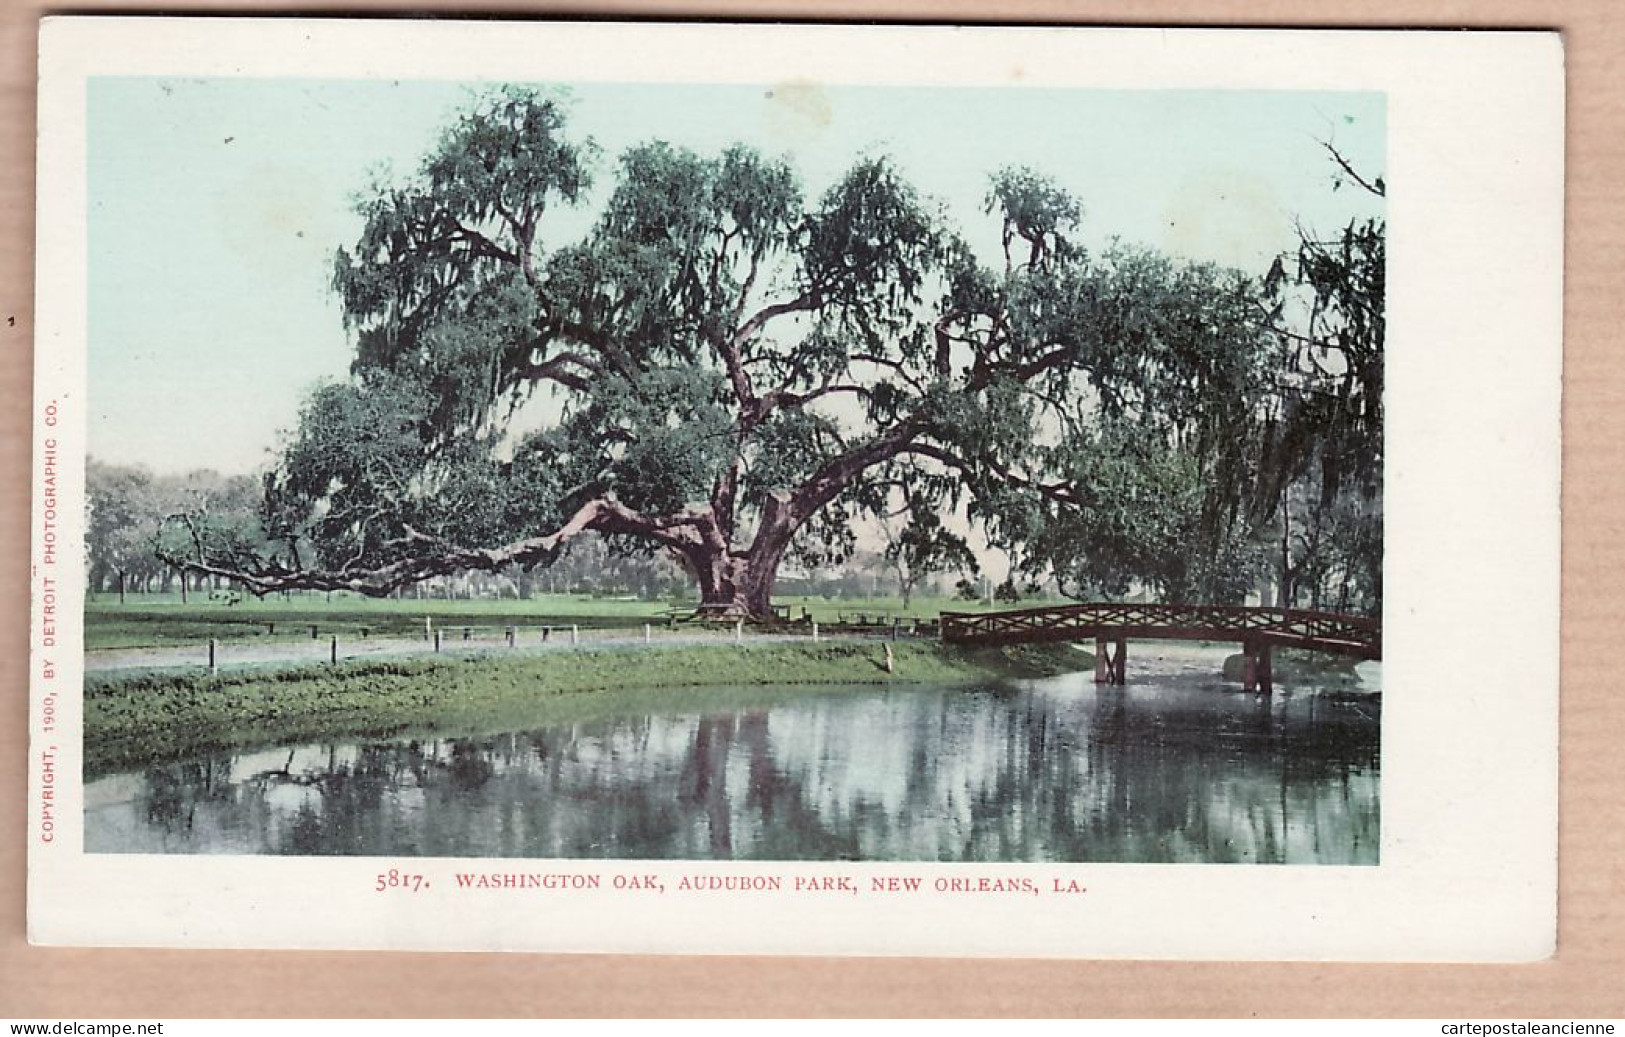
[{"xmin": 86, "ymin": 461, "xmax": 260, "ymax": 602}]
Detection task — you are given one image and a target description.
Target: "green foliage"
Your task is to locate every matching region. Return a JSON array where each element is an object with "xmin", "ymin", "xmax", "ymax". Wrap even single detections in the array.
[
  {"xmin": 985, "ymin": 165, "xmax": 1083, "ymax": 268},
  {"xmin": 166, "ymin": 87, "xmax": 1382, "ymax": 622},
  {"xmin": 880, "ymin": 502, "xmax": 978, "ymax": 606},
  {"xmin": 1016, "ymin": 419, "xmax": 1202, "ymax": 600},
  {"xmin": 804, "ymin": 157, "xmax": 947, "ymax": 345}
]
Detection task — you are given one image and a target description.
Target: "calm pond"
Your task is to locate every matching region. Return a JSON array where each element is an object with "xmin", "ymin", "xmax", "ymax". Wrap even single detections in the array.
[{"xmin": 84, "ymin": 645, "xmax": 1380, "ymax": 864}]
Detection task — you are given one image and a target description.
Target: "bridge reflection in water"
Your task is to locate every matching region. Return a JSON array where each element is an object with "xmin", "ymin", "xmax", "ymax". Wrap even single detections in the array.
[{"xmin": 942, "ymin": 603, "xmax": 1382, "ymax": 693}]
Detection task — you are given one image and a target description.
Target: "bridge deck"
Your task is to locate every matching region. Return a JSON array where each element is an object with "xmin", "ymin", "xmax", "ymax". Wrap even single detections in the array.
[{"xmin": 940, "ymin": 602, "xmax": 1381, "ymax": 661}]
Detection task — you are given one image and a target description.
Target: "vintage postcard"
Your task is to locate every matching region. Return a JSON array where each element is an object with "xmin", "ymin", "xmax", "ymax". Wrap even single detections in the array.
[{"xmin": 28, "ymin": 18, "xmax": 1562, "ymax": 959}]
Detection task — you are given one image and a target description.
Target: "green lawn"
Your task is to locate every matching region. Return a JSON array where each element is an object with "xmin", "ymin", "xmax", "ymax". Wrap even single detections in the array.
[
  {"xmin": 774, "ymin": 594, "xmax": 1016, "ymax": 623},
  {"xmin": 85, "ymin": 591, "xmax": 1034, "ymax": 649}
]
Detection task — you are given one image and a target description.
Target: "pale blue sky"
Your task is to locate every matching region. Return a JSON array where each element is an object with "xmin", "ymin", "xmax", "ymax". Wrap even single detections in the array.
[{"xmin": 88, "ymin": 77, "xmax": 1384, "ymax": 474}]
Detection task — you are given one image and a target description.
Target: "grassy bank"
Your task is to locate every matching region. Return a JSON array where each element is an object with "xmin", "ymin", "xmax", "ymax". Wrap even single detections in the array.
[{"xmin": 84, "ymin": 639, "xmax": 1089, "ymax": 777}]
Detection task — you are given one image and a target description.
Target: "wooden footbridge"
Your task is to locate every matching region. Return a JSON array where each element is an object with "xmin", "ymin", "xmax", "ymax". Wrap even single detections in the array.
[{"xmin": 940, "ymin": 602, "xmax": 1381, "ymax": 693}]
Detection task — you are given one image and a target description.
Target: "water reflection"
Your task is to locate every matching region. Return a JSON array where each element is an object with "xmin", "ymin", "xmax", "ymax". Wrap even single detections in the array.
[{"xmin": 85, "ymin": 675, "xmax": 1379, "ymax": 863}]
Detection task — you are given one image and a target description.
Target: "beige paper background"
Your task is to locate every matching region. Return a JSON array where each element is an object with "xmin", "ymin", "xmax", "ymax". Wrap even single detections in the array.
[
  {"xmin": 1, "ymin": 2, "xmax": 1616, "ymax": 1018},
  {"xmin": 23, "ymin": 17, "xmax": 1563, "ymax": 962}
]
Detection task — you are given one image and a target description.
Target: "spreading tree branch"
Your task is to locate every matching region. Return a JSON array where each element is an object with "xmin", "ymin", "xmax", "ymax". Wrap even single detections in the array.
[
  {"xmin": 1321, "ymin": 141, "xmax": 1386, "ymax": 198},
  {"xmin": 157, "ymin": 496, "xmax": 712, "ymax": 598}
]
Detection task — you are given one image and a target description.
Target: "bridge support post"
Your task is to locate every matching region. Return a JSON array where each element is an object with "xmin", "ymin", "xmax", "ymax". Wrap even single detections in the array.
[
  {"xmin": 1243, "ymin": 641, "xmax": 1274, "ymax": 695},
  {"xmin": 1094, "ymin": 638, "xmax": 1109, "ymax": 684},
  {"xmin": 1111, "ymin": 637, "xmax": 1127, "ymax": 685}
]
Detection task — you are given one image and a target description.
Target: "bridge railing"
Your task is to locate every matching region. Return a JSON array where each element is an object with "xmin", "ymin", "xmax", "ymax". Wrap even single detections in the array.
[{"xmin": 940, "ymin": 602, "xmax": 1380, "ymax": 659}]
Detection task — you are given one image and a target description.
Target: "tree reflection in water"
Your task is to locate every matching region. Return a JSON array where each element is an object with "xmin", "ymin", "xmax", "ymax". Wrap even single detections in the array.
[{"xmin": 86, "ymin": 678, "xmax": 1379, "ymax": 863}]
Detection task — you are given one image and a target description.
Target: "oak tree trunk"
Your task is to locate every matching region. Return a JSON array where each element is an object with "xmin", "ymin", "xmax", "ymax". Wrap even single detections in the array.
[{"xmin": 685, "ymin": 511, "xmax": 798, "ymax": 622}]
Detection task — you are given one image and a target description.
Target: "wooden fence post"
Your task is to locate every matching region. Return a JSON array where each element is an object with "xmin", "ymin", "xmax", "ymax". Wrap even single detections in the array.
[
  {"xmin": 811, "ymin": 621, "xmax": 820, "ymax": 643},
  {"xmin": 207, "ymin": 638, "xmax": 218, "ymax": 675},
  {"xmin": 330, "ymin": 635, "xmax": 338, "ymax": 665},
  {"xmin": 434, "ymin": 630, "xmax": 442, "ymax": 653},
  {"xmin": 571, "ymin": 625, "xmax": 579, "ymax": 645}
]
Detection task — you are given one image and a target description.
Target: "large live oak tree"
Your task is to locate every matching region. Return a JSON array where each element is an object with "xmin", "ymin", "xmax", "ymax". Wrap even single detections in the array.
[{"xmin": 162, "ymin": 87, "xmax": 1287, "ymax": 620}]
